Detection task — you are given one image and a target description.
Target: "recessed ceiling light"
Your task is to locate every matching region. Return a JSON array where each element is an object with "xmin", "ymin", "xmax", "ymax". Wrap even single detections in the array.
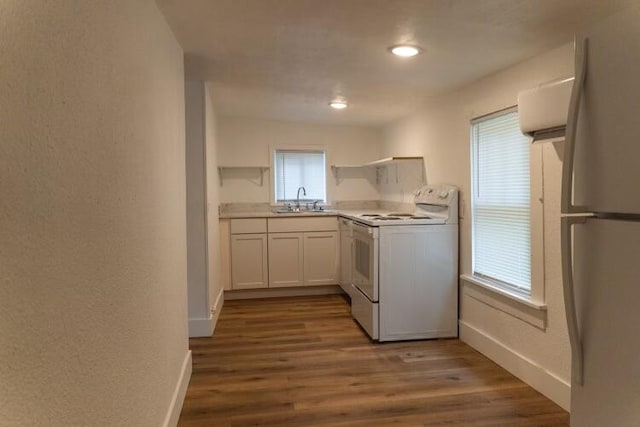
[
  {"xmin": 329, "ymin": 100, "xmax": 348, "ymax": 110},
  {"xmin": 389, "ymin": 44, "xmax": 422, "ymax": 58}
]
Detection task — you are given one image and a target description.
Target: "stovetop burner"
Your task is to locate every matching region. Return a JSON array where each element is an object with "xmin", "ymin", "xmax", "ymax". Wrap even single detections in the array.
[
  {"xmin": 345, "ymin": 185, "xmax": 457, "ymax": 226},
  {"xmin": 349, "ymin": 212, "xmax": 446, "ymax": 226}
]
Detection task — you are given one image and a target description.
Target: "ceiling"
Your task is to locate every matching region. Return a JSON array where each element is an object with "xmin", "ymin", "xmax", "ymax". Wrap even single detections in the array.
[{"xmin": 158, "ymin": 0, "xmax": 631, "ymax": 127}]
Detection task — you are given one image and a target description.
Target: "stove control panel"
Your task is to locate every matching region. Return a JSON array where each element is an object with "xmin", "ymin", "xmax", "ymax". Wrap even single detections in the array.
[{"xmin": 414, "ymin": 184, "xmax": 458, "ymax": 206}]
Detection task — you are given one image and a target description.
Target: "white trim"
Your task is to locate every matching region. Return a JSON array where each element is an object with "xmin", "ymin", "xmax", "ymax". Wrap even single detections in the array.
[
  {"xmin": 188, "ymin": 316, "xmax": 213, "ymax": 337},
  {"xmin": 210, "ymin": 288, "xmax": 224, "ymax": 334},
  {"xmin": 530, "ymin": 142, "xmax": 545, "ymax": 302},
  {"xmin": 162, "ymin": 350, "xmax": 192, "ymax": 427},
  {"xmin": 211, "ymin": 287, "xmax": 224, "ymax": 315},
  {"xmin": 201, "ymin": 84, "xmax": 211, "ymax": 316},
  {"xmin": 225, "ymin": 285, "xmax": 343, "ymax": 300},
  {"xmin": 461, "ymin": 274, "xmax": 546, "ymax": 310},
  {"xmin": 189, "ymin": 289, "xmax": 225, "ymax": 337},
  {"xmin": 462, "ymin": 281, "xmax": 546, "ymax": 330},
  {"xmin": 471, "ymin": 105, "xmax": 518, "ymax": 124},
  {"xmin": 459, "ymin": 321, "xmax": 570, "ymax": 411}
]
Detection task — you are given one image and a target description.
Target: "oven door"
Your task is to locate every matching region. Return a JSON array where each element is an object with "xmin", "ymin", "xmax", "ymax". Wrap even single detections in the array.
[{"xmin": 351, "ymin": 222, "xmax": 378, "ymax": 302}]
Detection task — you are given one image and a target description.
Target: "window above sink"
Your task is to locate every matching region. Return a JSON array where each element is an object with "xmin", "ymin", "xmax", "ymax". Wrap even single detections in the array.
[{"xmin": 272, "ymin": 148, "xmax": 327, "ymax": 205}]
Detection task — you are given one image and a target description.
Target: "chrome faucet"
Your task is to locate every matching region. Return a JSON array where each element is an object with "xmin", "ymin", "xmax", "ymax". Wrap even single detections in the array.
[{"xmin": 295, "ymin": 186, "xmax": 306, "ymax": 211}]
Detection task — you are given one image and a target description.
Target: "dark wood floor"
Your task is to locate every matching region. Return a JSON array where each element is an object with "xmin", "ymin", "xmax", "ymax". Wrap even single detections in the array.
[{"xmin": 179, "ymin": 295, "xmax": 569, "ymax": 426}]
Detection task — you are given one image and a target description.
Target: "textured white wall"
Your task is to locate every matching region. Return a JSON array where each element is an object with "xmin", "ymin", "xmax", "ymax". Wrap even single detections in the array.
[
  {"xmin": 0, "ymin": 1, "xmax": 189, "ymax": 425},
  {"xmin": 217, "ymin": 116, "xmax": 383, "ymax": 203},
  {"xmin": 381, "ymin": 44, "xmax": 574, "ymax": 399}
]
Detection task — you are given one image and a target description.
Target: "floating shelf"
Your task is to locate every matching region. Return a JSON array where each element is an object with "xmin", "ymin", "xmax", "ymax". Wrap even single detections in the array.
[
  {"xmin": 217, "ymin": 166, "xmax": 270, "ymax": 187},
  {"xmin": 331, "ymin": 156, "xmax": 424, "ymax": 184},
  {"xmin": 364, "ymin": 156, "xmax": 423, "ymax": 167}
]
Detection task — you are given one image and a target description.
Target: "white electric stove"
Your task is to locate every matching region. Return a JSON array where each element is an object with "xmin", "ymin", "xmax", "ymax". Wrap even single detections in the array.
[
  {"xmin": 341, "ymin": 184, "xmax": 459, "ymax": 341},
  {"xmin": 341, "ymin": 184, "xmax": 458, "ymax": 226}
]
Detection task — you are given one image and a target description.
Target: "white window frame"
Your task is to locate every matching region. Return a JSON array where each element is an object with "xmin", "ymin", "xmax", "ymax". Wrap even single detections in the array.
[
  {"xmin": 467, "ymin": 107, "xmax": 545, "ymax": 307},
  {"xmin": 269, "ymin": 145, "xmax": 330, "ymax": 207}
]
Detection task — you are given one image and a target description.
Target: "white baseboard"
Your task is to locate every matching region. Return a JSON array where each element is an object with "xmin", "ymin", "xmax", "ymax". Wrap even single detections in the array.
[
  {"xmin": 163, "ymin": 350, "xmax": 192, "ymax": 427},
  {"xmin": 188, "ymin": 316, "xmax": 213, "ymax": 337},
  {"xmin": 189, "ymin": 288, "xmax": 224, "ymax": 337},
  {"xmin": 225, "ymin": 285, "xmax": 344, "ymax": 300},
  {"xmin": 210, "ymin": 288, "xmax": 224, "ymax": 334},
  {"xmin": 459, "ymin": 321, "xmax": 570, "ymax": 411}
]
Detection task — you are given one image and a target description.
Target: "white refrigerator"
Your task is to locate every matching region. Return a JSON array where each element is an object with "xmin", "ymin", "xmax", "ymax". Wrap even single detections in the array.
[{"xmin": 562, "ymin": 6, "xmax": 640, "ymax": 426}]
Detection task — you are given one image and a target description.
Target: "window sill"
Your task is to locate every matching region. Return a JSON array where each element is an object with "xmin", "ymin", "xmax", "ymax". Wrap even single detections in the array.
[
  {"xmin": 460, "ymin": 274, "xmax": 547, "ymax": 330},
  {"xmin": 461, "ymin": 274, "xmax": 546, "ymax": 310}
]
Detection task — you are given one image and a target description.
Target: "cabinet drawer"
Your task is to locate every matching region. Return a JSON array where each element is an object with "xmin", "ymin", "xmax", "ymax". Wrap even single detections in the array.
[
  {"xmin": 351, "ymin": 285, "xmax": 379, "ymax": 340},
  {"xmin": 230, "ymin": 218, "xmax": 267, "ymax": 234},
  {"xmin": 268, "ymin": 216, "xmax": 338, "ymax": 233}
]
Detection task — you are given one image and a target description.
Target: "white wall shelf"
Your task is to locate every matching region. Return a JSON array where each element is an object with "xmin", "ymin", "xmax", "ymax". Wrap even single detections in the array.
[
  {"xmin": 218, "ymin": 166, "xmax": 270, "ymax": 187},
  {"xmin": 330, "ymin": 156, "xmax": 424, "ymax": 185}
]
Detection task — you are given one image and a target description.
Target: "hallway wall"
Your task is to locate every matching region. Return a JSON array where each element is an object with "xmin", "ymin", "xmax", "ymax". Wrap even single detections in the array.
[{"xmin": 0, "ymin": 1, "xmax": 190, "ymax": 425}]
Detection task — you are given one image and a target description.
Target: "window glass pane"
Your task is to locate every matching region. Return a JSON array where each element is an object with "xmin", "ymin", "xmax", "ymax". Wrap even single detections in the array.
[
  {"xmin": 472, "ymin": 110, "xmax": 531, "ymax": 292},
  {"xmin": 274, "ymin": 150, "xmax": 326, "ymax": 202}
]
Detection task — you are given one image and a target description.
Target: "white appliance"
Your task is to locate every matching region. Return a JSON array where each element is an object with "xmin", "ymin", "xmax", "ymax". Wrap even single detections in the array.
[
  {"xmin": 518, "ymin": 77, "xmax": 573, "ymax": 142},
  {"xmin": 342, "ymin": 184, "xmax": 459, "ymax": 342},
  {"xmin": 338, "ymin": 217, "xmax": 354, "ymax": 298},
  {"xmin": 520, "ymin": 8, "xmax": 640, "ymax": 425}
]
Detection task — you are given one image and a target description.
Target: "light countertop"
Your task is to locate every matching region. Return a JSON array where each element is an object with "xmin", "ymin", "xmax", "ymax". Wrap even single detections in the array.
[{"xmin": 219, "ymin": 210, "xmax": 340, "ymax": 219}]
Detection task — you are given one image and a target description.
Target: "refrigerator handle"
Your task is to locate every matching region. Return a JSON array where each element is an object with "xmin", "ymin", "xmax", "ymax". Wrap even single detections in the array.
[
  {"xmin": 561, "ymin": 37, "xmax": 588, "ymax": 214},
  {"xmin": 561, "ymin": 215, "xmax": 587, "ymax": 385}
]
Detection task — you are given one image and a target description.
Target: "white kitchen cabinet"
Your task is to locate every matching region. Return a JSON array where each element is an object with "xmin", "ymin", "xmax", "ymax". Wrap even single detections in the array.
[
  {"xmin": 304, "ymin": 231, "xmax": 339, "ymax": 286},
  {"xmin": 268, "ymin": 232, "xmax": 304, "ymax": 288},
  {"xmin": 227, "ymin": 216, "xmax": 340, "ymax": 290},
  {"xmin": 230, "ymin": 218, "xmax": 267, "ymax": 234},
  {"xmin": 231, "ymin": 233, "xmax": 268, "ymax": 289},
  {"xmin": 268, "ymin": 216, "xmax": 338, "ymax": 233}
]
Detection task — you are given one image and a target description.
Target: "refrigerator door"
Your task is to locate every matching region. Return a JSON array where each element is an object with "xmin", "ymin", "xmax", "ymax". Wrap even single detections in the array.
[
  {"xmin": 570, "ymin": 7, "xmax": 640, "ymax": 215},
  {"xmin": 571, "ymin": 218, "xmax": 640, "ymax": 426}
]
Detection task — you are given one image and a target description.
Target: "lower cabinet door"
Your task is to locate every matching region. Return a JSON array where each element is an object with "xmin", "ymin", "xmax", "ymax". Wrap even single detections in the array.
[
  {"xmin": 231, "ymin": 233, "xmax": 268, "ymax": 289},
  {"xmin": 268, "ymin": 232, "xmax": 304, "ymax": 288},
  {"xmin": 303, "ymin": 231, "xmax": 339, "ymax": 286}
]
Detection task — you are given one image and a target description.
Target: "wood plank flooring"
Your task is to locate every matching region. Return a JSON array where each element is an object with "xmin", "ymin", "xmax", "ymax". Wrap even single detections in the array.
[{"xmin": 179, "ymin": 295, "xmax": 569, "ymax": 426}]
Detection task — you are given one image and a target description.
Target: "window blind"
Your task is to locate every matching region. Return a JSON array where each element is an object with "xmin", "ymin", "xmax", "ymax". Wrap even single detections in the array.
[
  {"xmin": 471, "ymin": 109, "xmax": 531, "ymax": 293},
  {"xmin": 274, "ymin": 150, "xmax": 326, "ymax": 203}
]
